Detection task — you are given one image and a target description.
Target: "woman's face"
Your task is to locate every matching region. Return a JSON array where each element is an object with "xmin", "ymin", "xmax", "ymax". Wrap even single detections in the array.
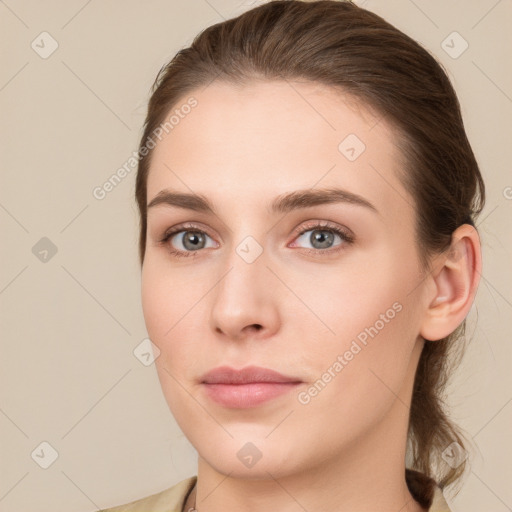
[{"xmin": 142, "ymin": 80, "xmax": 431, "ymax": 479}]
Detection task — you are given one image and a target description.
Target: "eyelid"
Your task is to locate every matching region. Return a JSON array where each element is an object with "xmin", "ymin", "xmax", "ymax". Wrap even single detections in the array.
[
  {"xmin": 159, "ymin": 222, "xmax": 219, "ymax": 250},
  {"xmin": 289, "ymin": 220, "xmax": 354, "ymax": 243},
  {"xmin": 161, "ymin": 221, "xmax": 218, "ymax": 241}
]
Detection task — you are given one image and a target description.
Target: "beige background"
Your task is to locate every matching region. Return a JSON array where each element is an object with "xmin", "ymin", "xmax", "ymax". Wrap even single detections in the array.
[{"xmin": 1, "ymin": 1, "xmax": 511, "ymax": 511}]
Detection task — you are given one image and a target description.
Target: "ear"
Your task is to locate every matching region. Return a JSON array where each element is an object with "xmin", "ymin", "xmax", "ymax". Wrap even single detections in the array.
[{"xmin": 420, "ymin": 224, "xmax": 482, "ymax": 342}]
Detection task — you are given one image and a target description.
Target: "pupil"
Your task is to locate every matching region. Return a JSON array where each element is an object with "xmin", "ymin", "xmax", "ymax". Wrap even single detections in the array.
[{"xmin": 184, "ymin": 231, "xmax": 204, "ymax": 250}]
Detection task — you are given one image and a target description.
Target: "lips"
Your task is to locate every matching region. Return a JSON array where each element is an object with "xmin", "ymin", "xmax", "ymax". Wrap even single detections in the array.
[
  {"xmin": 201, "ymin": 365, "xmax": 302, "ymax": 385},
  {"xmin": 200, "ymin": 365, "xmax": 302, "ymax": 408}
]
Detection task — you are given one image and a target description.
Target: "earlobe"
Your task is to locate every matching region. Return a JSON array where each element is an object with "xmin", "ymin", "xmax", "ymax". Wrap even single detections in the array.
[{"xmin": 420, "ymin": 224, "xmax": 481, "ymax": 342}]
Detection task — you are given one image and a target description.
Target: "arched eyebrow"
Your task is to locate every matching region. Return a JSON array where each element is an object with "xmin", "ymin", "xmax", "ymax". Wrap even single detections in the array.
[{"xmin": 147, "ymin": 187, "xmax": 378, "ymax": 215}]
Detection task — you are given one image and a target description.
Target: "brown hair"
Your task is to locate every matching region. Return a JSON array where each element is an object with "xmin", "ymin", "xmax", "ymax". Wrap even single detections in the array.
[{"xmin": 135, "ymin": 0, "xmax": 485, "ymax": 505}]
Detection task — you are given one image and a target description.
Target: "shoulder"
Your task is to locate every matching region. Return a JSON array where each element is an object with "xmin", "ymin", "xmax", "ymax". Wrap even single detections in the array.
[{"xmin": 98, "ymin": 476, "xmax": 197, "ymax": 512}]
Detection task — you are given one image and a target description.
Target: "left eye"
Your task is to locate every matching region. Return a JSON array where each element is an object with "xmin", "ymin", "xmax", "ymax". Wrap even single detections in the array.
[{"xmin": 291, "ymin": 226, "xmax": 351, "ymax": 251}]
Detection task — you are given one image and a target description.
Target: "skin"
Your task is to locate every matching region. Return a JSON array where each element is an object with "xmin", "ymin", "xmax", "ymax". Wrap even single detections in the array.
[{"xmin": 141, "ymin": 80, "xmax": 481, "ymax": 512}]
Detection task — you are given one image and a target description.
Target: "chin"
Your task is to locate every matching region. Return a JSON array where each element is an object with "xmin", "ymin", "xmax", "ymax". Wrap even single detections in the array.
[
  {"xmin": 205, "ymin": 455, "xmax": 292, "ymax": 480},
  {"xmin": 196, "ymin": 436, "xmax": 303, "ymax": 479}
]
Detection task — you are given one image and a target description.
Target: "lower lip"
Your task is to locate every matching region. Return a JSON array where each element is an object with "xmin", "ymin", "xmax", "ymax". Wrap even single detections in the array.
[{"xmin": 202, "ymin": 382, "xmax": 301, "ymax": 408}]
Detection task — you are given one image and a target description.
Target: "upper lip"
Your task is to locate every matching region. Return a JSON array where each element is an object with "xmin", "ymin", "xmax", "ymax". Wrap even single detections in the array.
[{"xmin": 201, "ymin": 365, "xmax": 302, "ymax": 385}]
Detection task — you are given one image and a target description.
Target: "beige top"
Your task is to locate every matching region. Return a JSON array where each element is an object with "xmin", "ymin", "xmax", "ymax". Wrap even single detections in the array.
[{"xmin": 99, "ymin": 475, "xmax": 452, "ymax": 512}]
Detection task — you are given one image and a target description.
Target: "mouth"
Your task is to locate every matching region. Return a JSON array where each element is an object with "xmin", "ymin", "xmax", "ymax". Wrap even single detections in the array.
[{"xmin": 200, "ymin": 365, "xmax": 303, "ymax": 408}]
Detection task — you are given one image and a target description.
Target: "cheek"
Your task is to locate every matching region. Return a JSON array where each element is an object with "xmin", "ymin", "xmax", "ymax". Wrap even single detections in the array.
[
  {"xmin": 298, "ymin": 259, "xmax": 404, "ymax": 345},
  {"xmin": 141, "ymin": 257, "xmax": 207, "ymax": 378},
  {"xmin": 299, "ymin": 250, "xmax": 422, "ymax": 406},
  {"xmin": 141, "ymin": 262, "xmax": 167, "ymax": 343},
  {"xmin": 141, "ymin": 264, "xmax": 199, "ymax": 421},
  {"xmin": 142, "ymin": 255, "xmax": 200, "ymax": 339},
  {"xmin": 295, "ymin": 306, "xmax": 417, "ymax": 454}
]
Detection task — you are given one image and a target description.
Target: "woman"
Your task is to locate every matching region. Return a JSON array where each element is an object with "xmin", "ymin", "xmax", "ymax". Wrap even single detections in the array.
[{"xmin": 100, "ymin": 1, "xmax": 484, "ymax": 510}]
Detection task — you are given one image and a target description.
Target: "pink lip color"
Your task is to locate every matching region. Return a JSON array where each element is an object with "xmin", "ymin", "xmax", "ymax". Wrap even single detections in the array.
[{"xmin": 201, "ymin": 365, "xmax": 302, "ymax": 408}]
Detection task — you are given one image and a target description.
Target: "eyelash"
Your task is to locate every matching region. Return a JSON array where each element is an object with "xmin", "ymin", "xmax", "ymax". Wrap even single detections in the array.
[{"xmin": 157, "ymin": 221, "xmax": 355, "ymax": 259}]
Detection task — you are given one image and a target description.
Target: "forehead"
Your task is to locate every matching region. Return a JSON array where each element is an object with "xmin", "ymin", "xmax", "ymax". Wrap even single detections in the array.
[{"xmin": 146, "ymin": 80, "xmax": 412, "ymax": 222}]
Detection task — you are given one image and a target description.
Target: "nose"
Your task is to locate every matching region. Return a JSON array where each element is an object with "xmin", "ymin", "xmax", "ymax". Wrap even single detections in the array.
[{"xmin": 209, "ymin": 249, "xmax": 281, "ymax": 343}]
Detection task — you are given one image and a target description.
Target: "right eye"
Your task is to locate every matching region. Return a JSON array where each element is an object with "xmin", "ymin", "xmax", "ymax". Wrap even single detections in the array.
[{"xmin": 159, "ymin": 224, "xmax": 218, "ymax": 258}]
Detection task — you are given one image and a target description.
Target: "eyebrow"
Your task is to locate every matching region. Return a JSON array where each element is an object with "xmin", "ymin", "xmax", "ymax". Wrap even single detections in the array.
[{"xmin": 147, "ymin": 187, "xmax": 378, "ymax": 215}]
